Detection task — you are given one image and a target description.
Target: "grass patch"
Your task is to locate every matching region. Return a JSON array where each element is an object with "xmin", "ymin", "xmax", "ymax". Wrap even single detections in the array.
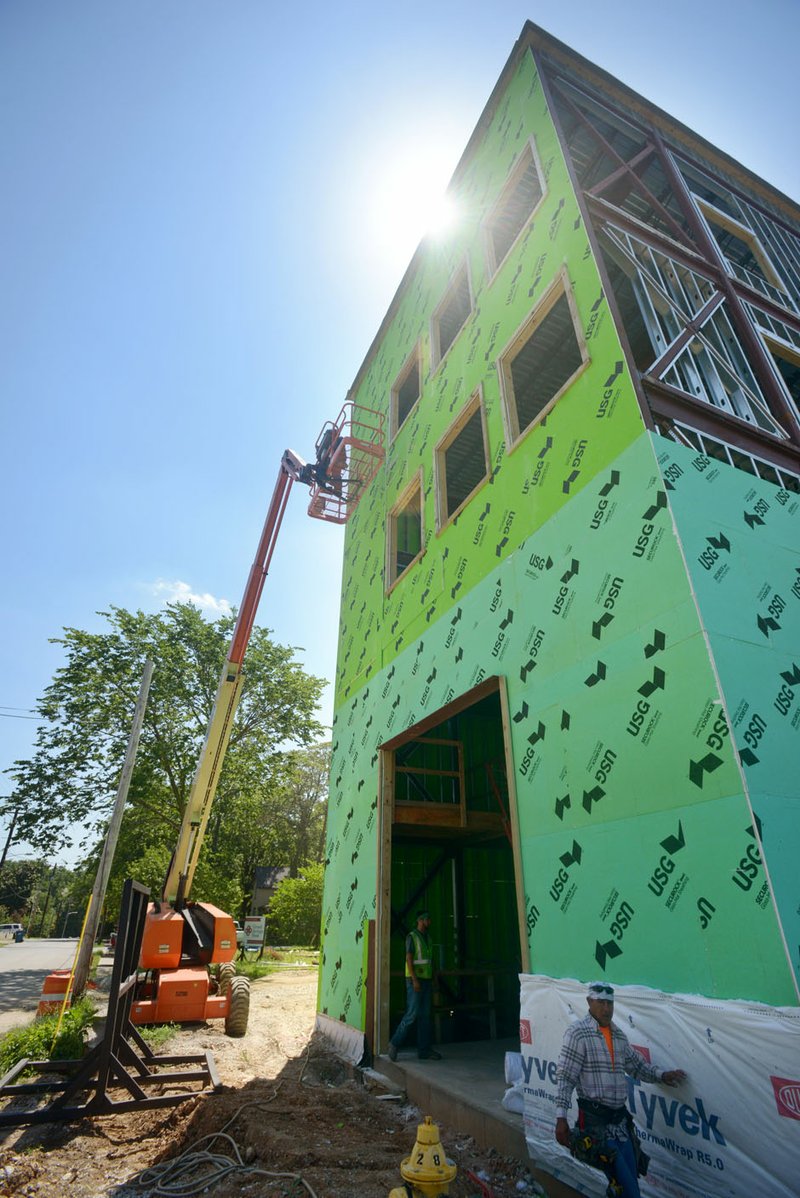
[
  {"xmin": 234, "ymin": 946, "xmax": 319, "ymax": 978},
  {"xmin": 0, "ymin": 998, "xmax": 96, "ymax": 1076},
  {"xmin": 137, "ymin": 1022, "xmax": 178, "ymax": 1050},
  {"xmin": 233, "ymin": 957, "xmax": 275, "ymax": 980},
  {"xmin": 270, "ymin": 946, "xmax": 319, "ymax": 966}
]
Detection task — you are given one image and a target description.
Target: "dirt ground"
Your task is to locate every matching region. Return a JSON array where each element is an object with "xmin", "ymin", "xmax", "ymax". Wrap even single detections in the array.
[{"xmin": 0, "ymin": 969, "xmax": 547, "ymax": 1198}]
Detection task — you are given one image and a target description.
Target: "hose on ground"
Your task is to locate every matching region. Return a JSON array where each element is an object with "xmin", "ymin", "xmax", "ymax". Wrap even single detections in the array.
[{"xmin": 135, "ymin": 1097, "xmax": 319, "ymax": 1198}]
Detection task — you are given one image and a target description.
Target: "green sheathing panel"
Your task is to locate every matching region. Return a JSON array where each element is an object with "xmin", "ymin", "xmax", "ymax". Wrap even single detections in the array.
[
  {"xmin": 320, "ymin": 54, "xmax": 797, "ymax": 1027},
  {"xmin": 652, "ymin": 433, "xmax": 800, "ymax": 998},
  {"xmin": 334, "ymin": 48, "xmax": 643, "ymax": 708},
  {"xmin": 319, "ymin": 430, "xmax": 796, "ymax": 1028}
]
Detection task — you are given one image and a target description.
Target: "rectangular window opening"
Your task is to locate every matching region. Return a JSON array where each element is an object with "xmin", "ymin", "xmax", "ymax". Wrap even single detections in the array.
[
  {"xmin": 499, "ymin": 272, "xmax": 588, "ymax": 443},
  {"xmin": 695, "ymin": 196, "xmax": 785, "ymax": 298},
  {"xmin": 391, "ymin": 344, "xmax": 421, "ymax": 437},
  {"xmin": 387, "ymin": 475, "xmax": 423, "ymax": 588},
  {"xmin": 432, "ymin": 263, "xmax": 472, "ymax": 368},
  {"xmin": 764, "ymin": 334, "xmax": 800, "ymax": 414},
  {"xmin": 436, "ymin": 392, "xmax": 490, "ymax": 527},
  {"xmin": 485, "ymin": 140, "xmax": 545, "ymax": 275}
]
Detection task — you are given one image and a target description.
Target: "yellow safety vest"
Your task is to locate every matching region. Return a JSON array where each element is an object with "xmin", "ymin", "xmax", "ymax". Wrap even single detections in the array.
[{"xmin": 405, "ymin": 929, "xmax": 433, "ymax": 980}]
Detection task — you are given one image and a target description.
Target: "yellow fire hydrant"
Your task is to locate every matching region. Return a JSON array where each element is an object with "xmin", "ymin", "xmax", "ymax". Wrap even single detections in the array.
[{"xmin": 388, "ymin": 1115, "xmax": 457, "ymax": 1198}]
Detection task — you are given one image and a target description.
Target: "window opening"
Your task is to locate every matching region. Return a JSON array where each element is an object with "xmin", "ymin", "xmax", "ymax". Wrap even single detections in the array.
[
  {"xmin": 695, "ymin": 196, "xmax": 787, "ymax": 304},
  {"xmin": 435, "ymin": 392, "xmax": 490, "ymax": 527},
  {"xmin": 498, "ymin": 272, "xmax": 588, "ymax": 443},
  {"xmin": 431, "ymin": 263, "xmax": 472, "ymax": 368},
  {"xmin": 678, "ymin": 159, "xmax": 800, "ymax": 312},
  {"xmin": 484, "ymin": 140, "xmax": 545, "ymax": 275},
  {"xmin": 763, "ymin": 333, "xmax": 800, "ymax": 413},
  {"xmin": 387, "ymin": 474, "xmax": 423, "ymax": 588},
  {"xmin": 391, "ymin": 344, "xmax": 421, "ymax": 437}
]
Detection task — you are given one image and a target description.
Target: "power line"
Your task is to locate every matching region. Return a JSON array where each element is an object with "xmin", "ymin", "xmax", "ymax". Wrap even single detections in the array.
[{"xmin": 0, "ymin": 711, "xmax": 42, "ymax": 721}]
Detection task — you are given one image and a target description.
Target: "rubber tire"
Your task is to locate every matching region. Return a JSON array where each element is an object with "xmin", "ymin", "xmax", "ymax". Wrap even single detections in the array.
[
  {"xmin": 225, "ymin": 975, "xmax": 250, "ymax": 1037},
  {"xmin": 218, "ymin": 962, "xmax": 236, "ymax": 996}
]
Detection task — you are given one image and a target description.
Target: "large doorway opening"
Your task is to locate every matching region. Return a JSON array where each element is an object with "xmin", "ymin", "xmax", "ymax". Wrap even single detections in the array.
[{"xmin": 376, "ymin": 678, "xmax": 526, "ymax": 1053}]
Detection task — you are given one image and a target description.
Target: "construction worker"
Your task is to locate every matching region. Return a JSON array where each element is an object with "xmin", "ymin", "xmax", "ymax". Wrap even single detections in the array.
[
  {"xmin": 387, "ymin": 910, "xmax": 442, "ymax": 1061},
  {"xmin": 555, "ymin": 981, "xmax": 686, "ymax": 1197}
]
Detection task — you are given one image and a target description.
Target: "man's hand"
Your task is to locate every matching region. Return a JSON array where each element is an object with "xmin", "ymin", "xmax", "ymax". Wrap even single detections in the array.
[
  {"xmin": 662, "ymin": 1070, "xmax": 687, "ymax": 1086},
  {"xmin": 412, "ymin": 978, "xmax": 421, "ymax": 992},
  {"xmin": 555, "ymin": 1117, "xmax": 571, "ymax": 1148}
]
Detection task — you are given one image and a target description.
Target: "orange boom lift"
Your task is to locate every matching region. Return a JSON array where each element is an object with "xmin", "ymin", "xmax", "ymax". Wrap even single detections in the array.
[{"xmin": 131, "ymin": 403, "xmax": 383, "ymax": 1033}]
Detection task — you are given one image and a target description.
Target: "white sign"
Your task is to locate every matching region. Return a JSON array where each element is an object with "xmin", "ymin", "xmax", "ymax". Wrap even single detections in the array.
[
  {"xmin": 519, "ymin": 974, "xmax": 800, "ymax": 1198},
  {"xmin": 243, "ymin": 916, "xmax": 265, "ymax": 950}
]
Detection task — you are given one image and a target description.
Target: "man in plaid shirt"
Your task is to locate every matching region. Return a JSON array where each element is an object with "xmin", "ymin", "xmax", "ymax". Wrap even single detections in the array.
[{"xmin": 555, "ymin": 981, "xmax": 686, "ymax": 1198}]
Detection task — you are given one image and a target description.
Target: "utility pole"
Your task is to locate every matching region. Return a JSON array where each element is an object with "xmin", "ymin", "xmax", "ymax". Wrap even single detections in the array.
[
  {"xmin": 0, "ymin": 804, "xmax": 19, "ymax": 874},
  {"xmin": 37, "ymin": 864, "xmax": 57, "ymax": 936},
  {"xmin": 72, "ymin": 660, "xmax": 154, "ymax": 999}
]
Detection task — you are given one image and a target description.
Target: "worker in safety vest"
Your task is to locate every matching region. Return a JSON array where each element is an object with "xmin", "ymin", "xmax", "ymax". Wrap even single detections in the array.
[{"xmin": 387, "ymin": 910, "xmax": 442, "ymax": 1061}]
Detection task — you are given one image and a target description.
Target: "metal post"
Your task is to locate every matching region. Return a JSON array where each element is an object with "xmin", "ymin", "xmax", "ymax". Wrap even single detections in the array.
[{"xmin": 72, "ymin": 660, "xmax": 154, "ymax": 999}]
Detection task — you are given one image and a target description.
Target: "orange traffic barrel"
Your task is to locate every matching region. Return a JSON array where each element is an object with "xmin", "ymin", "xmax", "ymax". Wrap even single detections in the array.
[{"xmin": 37, "ymin": 969, "xmax": 72, "ymax": 1016}]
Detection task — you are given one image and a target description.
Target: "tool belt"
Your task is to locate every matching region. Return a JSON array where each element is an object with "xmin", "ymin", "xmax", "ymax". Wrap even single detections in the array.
[{"xmin": 571, "ymin": 1100, "xmax": 650, "ymax": 1179}]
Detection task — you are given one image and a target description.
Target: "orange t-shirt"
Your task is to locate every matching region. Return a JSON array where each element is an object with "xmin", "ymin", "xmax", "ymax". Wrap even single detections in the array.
[{"xmin": 600, "ymin": 1024, "xmax": 615, "ymax": 1067}]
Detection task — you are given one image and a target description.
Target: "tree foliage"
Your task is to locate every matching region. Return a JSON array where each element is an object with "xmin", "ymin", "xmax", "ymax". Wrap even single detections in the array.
[
  {"xmin": 266, "ymin": 862, "xmax": 324, "ymax": 947},
  {"xmin": 0, "ymin": 859, "xmax": 48, "ymax": 921},
  {"xmin": 4, "ymin": 604, "xmax": 326, "ymax": 915}
]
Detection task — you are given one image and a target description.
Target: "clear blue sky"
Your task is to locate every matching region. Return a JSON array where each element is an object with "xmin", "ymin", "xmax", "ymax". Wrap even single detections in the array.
[{"xmin": 1, "ymin": 0, "xmax": 797, "ymax": 864}]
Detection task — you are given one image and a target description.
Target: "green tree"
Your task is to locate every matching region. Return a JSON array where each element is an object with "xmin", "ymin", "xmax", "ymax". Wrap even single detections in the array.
[
  {"xmin": 5, "ymin": 604, "xmax": 325, "ymax": 915},
  {"xmin": 249, "ymin": 742, "xmax": 330, "ymax": 878},
  {"xmin": 266, "ymin": 862, "xmax": 324, "ymax": 946},
  {"xmin": 0, "ymin": 859, "xmax": 48, "ymax": 922}
]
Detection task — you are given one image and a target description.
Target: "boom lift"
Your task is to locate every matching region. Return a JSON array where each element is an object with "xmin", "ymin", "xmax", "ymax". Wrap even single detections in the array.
[{"xmin": 130, "ymin": 403, "xmax": 384, "ymax": 1034}]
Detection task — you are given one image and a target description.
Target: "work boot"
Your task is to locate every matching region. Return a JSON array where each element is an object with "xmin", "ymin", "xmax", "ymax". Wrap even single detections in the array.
[
  {"xmin": 418, "ymin": 1050, "xmax": 442, "ymax": 1060},
  {"xmin": 388, "ymin": 1042, "xmax": 397, "ymax": 1061}
]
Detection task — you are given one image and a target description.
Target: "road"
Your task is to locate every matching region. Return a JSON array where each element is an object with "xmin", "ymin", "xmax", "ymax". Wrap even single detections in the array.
[{"xmin": 0, "ymin": 938, "xmax": 79, "ymax": 1034}]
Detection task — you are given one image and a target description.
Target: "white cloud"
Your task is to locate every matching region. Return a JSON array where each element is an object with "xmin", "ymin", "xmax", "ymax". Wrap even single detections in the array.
[{"xmin": 145, "ymin": 579, "xmax": 232, "ymax": 615}]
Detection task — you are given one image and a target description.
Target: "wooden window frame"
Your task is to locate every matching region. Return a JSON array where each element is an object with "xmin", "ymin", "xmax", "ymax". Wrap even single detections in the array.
[
  {"xmin": 694, "ymin": 196, "xmax": 786, "ymax": 293},
  {"xmin": 763, "ymin": 330, "xmax": 800, "ymax": 409},
  {"xmin": 434, "ymin": 388, "xmax": 491, "ymax": 531},
  {"xmin": 497, "ymin": 266, "xmax": 590, "ymax": 448},
  {"xmin": 430, "ymin": 258, "xmax": 473, "ymax": 371},
  {"xmin": 483, "ymin": 136, "xmax": 547, "ymax": 280},
  {"xmin": 390, "ymin": 341, "xmax": 422, "ymax": 441},
  {"xmin": 386, "ymin": 469, "xmax": 424, "ymax": 593}
]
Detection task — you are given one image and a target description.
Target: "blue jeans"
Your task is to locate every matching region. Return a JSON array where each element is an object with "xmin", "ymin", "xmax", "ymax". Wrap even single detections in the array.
[
  {"xmin": 603, "ymin": 1133, "xmax": 640, "ymax": 1198},
  {"xmin": 390, "ymin": 978, "xmax": 432, "ymax": 1056}
]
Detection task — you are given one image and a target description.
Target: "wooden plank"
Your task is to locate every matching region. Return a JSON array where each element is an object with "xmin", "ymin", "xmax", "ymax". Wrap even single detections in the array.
[
  {"xmin": 376, "ymin": 750, "xmax": 393, "ymax": 1052},
  {"xmin": 499, "ymin": 678, "xmax": 531, "ymax": 973}
]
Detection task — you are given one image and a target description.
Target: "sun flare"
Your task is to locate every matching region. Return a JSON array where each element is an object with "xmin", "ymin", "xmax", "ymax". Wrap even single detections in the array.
[{"xmin": 362, "ymin": 136, "xmax": 463, "ymax": 269}]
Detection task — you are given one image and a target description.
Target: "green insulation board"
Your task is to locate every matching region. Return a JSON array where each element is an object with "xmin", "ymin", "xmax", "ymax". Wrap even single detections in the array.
[
  {"xmin": 652, "ymin": 433, "xmax": 800, "ymax": 998},
  {"xmin": 334, "ymin": 48, "xmax": 644, "ymax": 708},
  {"xmin": 319, "ymin": 49, "xmax": 799, "ymax": 1030},
  {"xmin": 319, "ymin": 429, "xmax": 798, "ymax": 1028}
]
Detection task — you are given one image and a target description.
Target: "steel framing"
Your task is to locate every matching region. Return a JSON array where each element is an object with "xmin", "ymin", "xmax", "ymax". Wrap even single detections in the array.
[{"xmin": 531, "ymin": 46, "xmax": 800, "ymax": 474}]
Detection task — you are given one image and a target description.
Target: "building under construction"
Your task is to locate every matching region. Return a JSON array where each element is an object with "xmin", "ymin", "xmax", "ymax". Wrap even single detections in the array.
[{"xmin": 317, "ymin": 21, "xmax": 800, "ymax": 1074}]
